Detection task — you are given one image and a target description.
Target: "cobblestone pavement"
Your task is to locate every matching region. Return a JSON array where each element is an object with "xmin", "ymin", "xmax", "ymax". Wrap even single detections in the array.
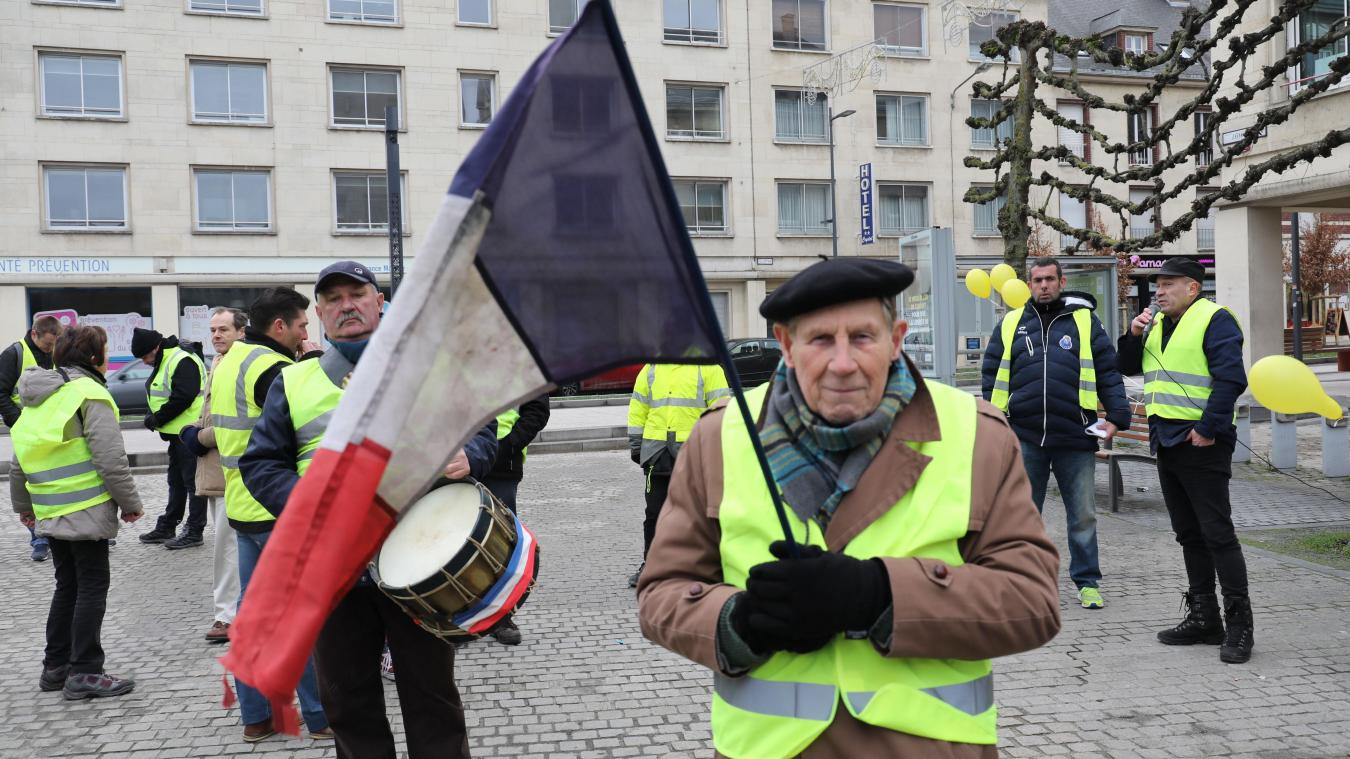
[{"xmin": 1, "ymin": 451, "xmax": 1347, "ymax": 758}]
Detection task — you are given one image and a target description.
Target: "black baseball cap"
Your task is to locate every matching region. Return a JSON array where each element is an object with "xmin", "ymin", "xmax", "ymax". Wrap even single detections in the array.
[
  {"xmin": 1153, "ymin": 256, "xmax": 1205, "ymax": 283},
  {"xmin": 315, "ymin": 260, "xmax": 379, "ymax": 294}
]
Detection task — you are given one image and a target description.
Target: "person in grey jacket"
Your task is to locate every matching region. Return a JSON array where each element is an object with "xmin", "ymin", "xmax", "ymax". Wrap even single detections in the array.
[{"xmin": 10, "ymin": 325, "xmax": 144, "ymax": 700}]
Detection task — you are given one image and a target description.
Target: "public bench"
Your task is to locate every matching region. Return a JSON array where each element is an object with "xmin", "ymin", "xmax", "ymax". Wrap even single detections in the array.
[{"xmin": 1094, "ymin": 401, "xmax": 1152, "ymax": 514}]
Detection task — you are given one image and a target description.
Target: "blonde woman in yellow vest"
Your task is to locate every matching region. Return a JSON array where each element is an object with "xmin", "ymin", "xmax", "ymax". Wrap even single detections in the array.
[
  {"xmin": 9, "ymin": 325, "xmax": 143, "ymax": 700},
  {"xmin": 1116, "ymin": 257, "xmax": 1254, "ymax": 664},
  {"xmin": 1, "ymin": 314, "xmax": 62, "ymax": 561},
  {"xmin": 638, "ymin": 258, "xmax": 1061, "ymax": 758}
]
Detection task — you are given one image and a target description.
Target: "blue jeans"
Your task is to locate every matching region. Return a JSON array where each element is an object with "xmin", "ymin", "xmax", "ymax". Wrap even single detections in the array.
[
  {"xmin": 29, "ymin": 526, "xmax": 48, "ymax": 548},
  {"xmin": 1019, "ymin": 444, "xmax": 1101, "ymax": 589},
  {"xmin": 235, "ymin": 529, "xmax": 327, "ymax": 732}
]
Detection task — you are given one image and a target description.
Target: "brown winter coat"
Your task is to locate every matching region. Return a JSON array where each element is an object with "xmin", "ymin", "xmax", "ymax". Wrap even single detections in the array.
[
  {"xmin": 637, "ymin": 367, "xmax": 1062, "ymax": 759},
  {"xmin": 194, "ymin": 355, "xmax": 224, "ymax": 497}
]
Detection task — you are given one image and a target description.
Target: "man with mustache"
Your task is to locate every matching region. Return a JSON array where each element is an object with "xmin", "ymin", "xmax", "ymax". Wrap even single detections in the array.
[{"xmin": 241, "ymin": 261, "xmax": 498, "ymax": 759}]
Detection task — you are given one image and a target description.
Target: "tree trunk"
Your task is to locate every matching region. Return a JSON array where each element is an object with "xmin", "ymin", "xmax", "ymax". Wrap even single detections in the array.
[{"xmin": 1001, "ymin": 35, "xmax": 1042, "ymax": 270}]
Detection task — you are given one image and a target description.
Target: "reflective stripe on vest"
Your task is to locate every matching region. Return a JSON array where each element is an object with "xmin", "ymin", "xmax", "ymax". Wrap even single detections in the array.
[
  {"xmin": 712, "ymin": 380, "xmax": 996, "ymax": 758},
  {"xmin": 628, "ymin": 364, "xmax": 731, "ymax": 464},
  {"xmin": 212, "ymin": 342, "xmax": 293, "ymax": 523},
  {"xmin": 12, "ymin": 376, "xmax": 119, "ymax": 520},
  {"xmin": 989, "ymin": 307, "xmax": 1098, "ymax": 413},
  {"xmin": 10, "ymin": 340, "xmax": 38, "ymax": 407},
  {"xmin": 1141, "ymin": 299, "xmax": 1237, "ymax": 422},
  {"xmin": 281, "ymin": 359, "xmax": 344, "ymax": 477},
  {"xmin": 147, "ymin": 346, "xmax": 206, "ymax": 434}
]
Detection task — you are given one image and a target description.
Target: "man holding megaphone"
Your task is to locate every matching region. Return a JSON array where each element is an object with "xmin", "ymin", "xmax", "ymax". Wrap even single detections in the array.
[{"xmin": 1117, "ymin": 257, "xmax": 1254, "ymax": 665}]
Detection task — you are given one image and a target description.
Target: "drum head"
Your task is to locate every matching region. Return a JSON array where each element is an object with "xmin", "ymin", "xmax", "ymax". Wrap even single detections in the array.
[{"xmin": 377, "ymin": 483, "xmax": 484, "ymax": 587}]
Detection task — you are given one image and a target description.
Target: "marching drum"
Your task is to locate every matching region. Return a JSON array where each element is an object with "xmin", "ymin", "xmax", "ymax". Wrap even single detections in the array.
[{"xmin": 371, "ymin": 480, "xmax": 540, "ymax": 643}]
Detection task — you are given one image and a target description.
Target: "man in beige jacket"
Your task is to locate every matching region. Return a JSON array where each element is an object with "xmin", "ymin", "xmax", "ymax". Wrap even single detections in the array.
[
  {"xmin": 180, "ymin": 307, "xmax": 245, "ymax": 643},
  {"xmin": 638, "ymin": 258, "xmax": 1061, "ymax": 758}
]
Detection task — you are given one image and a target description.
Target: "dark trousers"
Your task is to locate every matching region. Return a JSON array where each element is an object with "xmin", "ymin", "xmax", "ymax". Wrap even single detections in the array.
[
  {"xmin": 44, "ymin": 538, "xmax": 110, "ymax": 675},
  {"xmin": 642, "ymin": 468, "xmax": 672, "ymax": 559},
  {"xmin": 314, "ymin": 585, "xmax": 470, "ymax": 759},
  {"xmin": 1156, "ymin": 440, "xmax": 1249, "ymax": 598},
  {"xmin": 482, "ymin": 477, "xmax": 519, "ymax": 513},
  {"xmin": 158, "ymin": 437, "xmax": 207, "ymax": 534}
]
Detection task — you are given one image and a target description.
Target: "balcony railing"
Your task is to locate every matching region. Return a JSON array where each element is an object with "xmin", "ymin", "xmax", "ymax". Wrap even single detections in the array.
[
  {"xmin": 1197, "ymin": 227, "xmax": 1215, "ymax": 250},
  {"xmin": 1130, "ymin": 225, "xmax": 1157, "ymax": 240}
]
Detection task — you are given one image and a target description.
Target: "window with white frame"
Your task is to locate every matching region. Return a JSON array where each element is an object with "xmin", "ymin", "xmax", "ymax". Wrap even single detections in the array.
[
  {"xmin": 777, "ymin": 182, "xmax": 832, "ymax": 235},
  {"xmin": 1129, "ymin": 186, "xmax": 1157, "ymax": 241},
  {"xmin": 772, "ymin": 0, "xmax": 827, "ymax": 51},
  {"xmin": 549, "ymin": 0, "xmax": 588, "ymax": 34},
  {"xmin": 969, "ymin": 12, "xmax": 1018, "ymax": 60},
  {"xmin": 1123, "ymin": 33, "xmax": 1148, "ymax": 54},
  {"xmin": 334, "ymin": 171, "xmax": 407, "ymax": 233},
  {"xmin": 666, "ymin": 84, "xmax": 725, "ymax": 139},
  {"xmin": 39, "ymin": 53, "xmax": 123, "ymax": 119},
  {"xmin": 189, "ymin": 0, "xmax": 263, "ymax": 15},
  {"xmin": 877, "ymin": 184, "xmax": 928, "ymax": 236},
  {"xmin": 774, "ymin": 89, "xmax": 828, "ymax": 143},
  {"xmin": 874, "ymin": 3, "xmax": 925, "ymax": 57},
  {"xmin": 329, "ymin": 0, "xmax": 397, "ymax": 24},
  {"xmin": 1127, "ymin": 108, "xmax": 1155, "ymax": 165},
  {"xmin": 193, "ymin": 169, "xmax": 271, "ymax": 232},
  {"xmin": 331, "ymin": 68, "xmax": 400, "ymax": 128},
  {"xmin": 458, "ymin": 0, "xmax": 491, "ymax": 24},
  {"xmin": 1058, "ymin": 190, "xmax": 1088, "ymax": 249},
  {"xmin": 1057, "ymin": 101, "xmax": 1087, "ymax": 162},
  {"xmin": 664, "ymin": 0, "xmax": 722, "ymax": 44},
  {"xmin": 875, "ymin": 94, "xmax": 927, "ymax": 146},
  {"xmin": 1293, "ymin": 0, "xmax": 1349, "ymax": 88},
  {"xmin": 460, "ymin": 72, "xmax": 495, "ymax": 126},
  {"xmin": 972, "ymin": 187, "xmax": 1004, "ymax": 235},
  {"xmin": 43, "ymin": 165, "xmax": 127, "ymax": 230},
  {"xmin": 1194, "ymin": 110, "xmax": 1214, "ymax": 165},
  {"xmin": 35, "ymin": 0, "xmax": 120, "ymax": 6},
  {"xmin": 190, "ymin": 61, "xmax": 267, "ymax": 124},
  {"xmin": 970, "ymin": 99, "xmax": 1010, "ymax": 148},
  {"xmin": 673, "ymin": 179, "xmax": 728, "ymax": 235},
  {"xmin": 1195, "ymin": 188, "xmax": 1216, "ymax": 250}
]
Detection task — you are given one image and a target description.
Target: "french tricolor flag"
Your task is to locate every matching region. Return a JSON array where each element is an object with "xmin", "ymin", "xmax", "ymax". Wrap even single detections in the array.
[
  {"xmin": 454, "ymin": 516, "xmax": 539, "ymax": 635},
  {"xmin": 221, "ymin": 0, "xmax": 727, "ymax": 702}
]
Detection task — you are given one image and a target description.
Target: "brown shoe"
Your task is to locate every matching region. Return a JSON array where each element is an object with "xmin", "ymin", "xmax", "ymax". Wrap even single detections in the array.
[
  {"xmin": 310, "ymin": 727, "xmax": 336, "ymax": 740},
  {"xmin": 204, "ymin": 621, "xmax": 230, "ymax": 644},
  {"xmin": 243, "ymin": 719, "xmax": 275, "ymax": 743}
]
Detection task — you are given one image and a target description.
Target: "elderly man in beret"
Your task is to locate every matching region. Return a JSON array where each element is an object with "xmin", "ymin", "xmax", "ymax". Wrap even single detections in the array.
[{"xmin": 638, "ymin": 258, "xmax": 1061, "ymax": 758}]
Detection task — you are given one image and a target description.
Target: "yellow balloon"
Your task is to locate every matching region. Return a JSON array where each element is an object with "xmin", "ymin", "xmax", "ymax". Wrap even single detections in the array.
[
  {"xmin": 1249, "ymin": 355, "xmax": 1343, "ymax": 420},
  {"xmin": 1001, "ymin": 278, "xmax": 1031, "ymax": 309},
  {"xmin": 964, "ymin": 269, "xmax": 992, "ymax": 299},
  {"xmin": 990, "ymin": 263, "xmax": 1017, "ymax": 292}
]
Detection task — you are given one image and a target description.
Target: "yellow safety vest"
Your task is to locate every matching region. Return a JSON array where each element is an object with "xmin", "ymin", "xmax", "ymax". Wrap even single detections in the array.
[
  {"xmin": 10, "ymin": 340, "xmax": 39, "ymax": 407},
  {"xmin": 1142, "ymin": 299, "xmax": 1237, "ymax": 421},
  {"xmin": 989, "ymin": 307, "xmax": 1098, "ymax": 413},
  {"xmin": 281, "ymin": 358, "xmax": 345, "ymax": 477},
  {"xmin": 497, "ymin": 408, "xmax": 527, "ymax": 462},
  {"xmin": 712, "ymin": 381, "xmax": 995, "ymax": 758},
  {"xmin": 12, "ymin": 376, "xmax": 120, "ymax": 520},
  {"xmin": 147, "ymin": 346, "xmax": 206, "ymax": 435},
  {"xmin": 211, "ymin": 342, "xmax": 294, "ymax": 523},
  {"xmin": 627, "ymin": 364, "xmax": 731, "ymax": 465}
]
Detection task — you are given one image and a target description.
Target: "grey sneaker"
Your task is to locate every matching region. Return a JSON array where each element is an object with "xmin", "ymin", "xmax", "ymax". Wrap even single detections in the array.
[{"xmin": 62, "ymin": 672, "xmax": 135, "ymax": 700}]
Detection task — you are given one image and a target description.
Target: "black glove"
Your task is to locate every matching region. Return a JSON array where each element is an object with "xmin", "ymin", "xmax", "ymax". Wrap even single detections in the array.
[
  {"xmin": 742, "ymin": 541, "xmax": 891, "ymax": 652},
  {"xmin": 630, "ymin": 449, "xmax": 642, "ymax": 466},
  {"xmin": 142, "ymin": 415, "xmax": 158, "ymax": 431}
]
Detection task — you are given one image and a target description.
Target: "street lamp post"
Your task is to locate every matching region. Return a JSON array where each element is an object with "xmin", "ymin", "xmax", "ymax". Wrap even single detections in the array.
[{"xmin": 827, "ymin": 106, "xmax": 856, "ymax": 257}]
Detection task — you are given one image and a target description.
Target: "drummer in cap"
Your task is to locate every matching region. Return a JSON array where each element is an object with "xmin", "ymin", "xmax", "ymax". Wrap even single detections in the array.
[
  {"xmin": 239, "ymin": 260, "xmax": 498, "ymax": 759},
  {"xmin": 637, "ymin": 257, "xmax": 1061, "ymax": 758}
]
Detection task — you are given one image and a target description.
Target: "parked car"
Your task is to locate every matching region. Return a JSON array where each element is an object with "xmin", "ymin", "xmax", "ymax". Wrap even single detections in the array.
[
  {"xmin": 727, "ymin": 338, "xmax": 782, "ymax": 386},
  {"xmin": 106, "ymin": 359, "xmax": 152, "ymax": 416},
  {"xmin": 554, "ymin": 364, "xmax": 644, "ymax": 396}
]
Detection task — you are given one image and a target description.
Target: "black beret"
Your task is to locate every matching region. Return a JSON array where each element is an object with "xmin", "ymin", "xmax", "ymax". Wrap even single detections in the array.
[
  {"xmin": 1153, "ymin": 256, "xmax": 1205, "ymax": 283},
  {"xmin": 759, "ymin": 258, "xmax": 914, "ymax": 322}
]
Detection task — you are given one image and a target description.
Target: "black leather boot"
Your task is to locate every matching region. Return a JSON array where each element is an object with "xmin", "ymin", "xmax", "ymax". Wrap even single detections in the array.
[
  {"xmin": 1220, "ymin": 595, "xmax": 1254, "ymax": 663},
  {"xmin": 1157, "ymin": 592, "xmax": 1224, "ymax": 645}
]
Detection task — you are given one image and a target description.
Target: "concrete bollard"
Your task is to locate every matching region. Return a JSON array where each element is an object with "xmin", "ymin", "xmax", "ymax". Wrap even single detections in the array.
[
  {"xmin": 1232, "ymin": 404, "xmax": 1252, "ymax": 464},
  {"xmin": 1270, "ymin": 413, "xmax": 1299, "ymax": 471},
  {"xmin": 1322, "ymin": 413, "xmax": 1350, "ymax": 479}
]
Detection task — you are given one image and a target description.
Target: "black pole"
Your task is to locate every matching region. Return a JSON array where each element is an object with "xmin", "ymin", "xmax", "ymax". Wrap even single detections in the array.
[
  {"xmin": 385, "ymin": 105, "xmax": 404, "ymax": 296},
  {"xmin": 828, "ymin": 103, "xmax": 838, "ymax": 258},
  {"xmin": 1291, "ymin": 211, "xmax": 1303, "ymax": 360}
]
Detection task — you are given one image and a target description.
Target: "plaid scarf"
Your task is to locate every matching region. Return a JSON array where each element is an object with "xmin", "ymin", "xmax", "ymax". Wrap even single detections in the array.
[{"xmin": 759, "ymin": 359, "xmax": 916, "ymax": 529}]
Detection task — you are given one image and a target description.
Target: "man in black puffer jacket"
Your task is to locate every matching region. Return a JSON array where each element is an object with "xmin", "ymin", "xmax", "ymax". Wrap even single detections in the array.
[{"xmin": 982, "ymin": 257, "xmax": 1131, "ymax": 610}]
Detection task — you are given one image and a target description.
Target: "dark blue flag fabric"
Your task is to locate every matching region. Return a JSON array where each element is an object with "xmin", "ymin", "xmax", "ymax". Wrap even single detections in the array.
[{"xmin": 222, "ymin": 0, "xmax": 734, "ymax": 706}]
